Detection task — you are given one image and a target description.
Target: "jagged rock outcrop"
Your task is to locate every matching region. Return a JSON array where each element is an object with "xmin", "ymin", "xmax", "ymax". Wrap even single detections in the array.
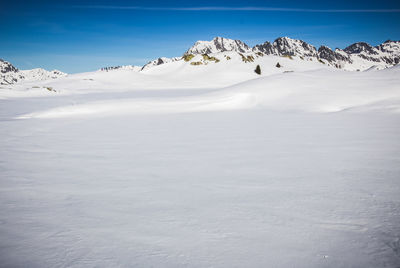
[
  {"xmin": 317, "ymin": 46, "xmax": 352, "ymax": 67},
  {"xmin": 375, "ymin": 40, "xmax": 400, "ymax": 65},
  {"xmin": 344, "ymin": 42, "xmax": 381, "ymax": 62},
  {"xmin": 1, "ymin": 59, "xmax": 19, "ymax": 74},
  {"xmin": 272, "ymin": 37, "xmax": 318, "ymax": 58},
  {"xmin": 253, "ymin": 41, "xmax": 275, "ymax": 55}
]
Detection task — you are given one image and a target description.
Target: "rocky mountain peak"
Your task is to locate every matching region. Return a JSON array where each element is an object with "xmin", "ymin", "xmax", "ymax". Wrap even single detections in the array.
[
  {"xmin": 0, "ymin": 59, "xmax": 19, "ymax": 74},
  {"xmin": 272, "ymin": 37, "xmax": 318, "ymax": 57},
  {"xmin": 376, "ymin": 40, "xmax": 400, "ymax": 53},
  {"xmin": 185, "ymin": 37, "xmax": 251, "ymax": 55},
  {"xmin": 344, "ymin": 42, "xmax": 378, "ymax": 55}
]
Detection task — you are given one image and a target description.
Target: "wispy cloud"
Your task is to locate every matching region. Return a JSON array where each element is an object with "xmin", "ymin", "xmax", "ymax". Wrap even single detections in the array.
[{"xmin": 72, "ymin": 6, "xmax": 400, "ymax": 13}]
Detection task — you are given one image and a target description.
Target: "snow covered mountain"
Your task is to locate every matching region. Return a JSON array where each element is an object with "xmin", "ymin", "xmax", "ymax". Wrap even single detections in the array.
[
  {"xmin": 342, "ymin": 40, "xmax": 400, "ymax": 68},
  {"xmin": 0, "ymin": 59, "xmax": 67, "ymax": 85},
  {"xmin": 2, "ymin": 37, "xmax": 399, "ymax": 85},
  {"xmin": 376, "ymin": 40, "xmax": 400, "ymax": 64},
  {"xmin": 143, "ymin": 37, "xmax": 399, "ymax": 72}
]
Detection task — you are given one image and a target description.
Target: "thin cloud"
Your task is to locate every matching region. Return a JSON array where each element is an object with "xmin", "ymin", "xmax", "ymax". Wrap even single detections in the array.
[{"xmin": 72, "ymin": 6, "xmax": 400, "ymax": 13}]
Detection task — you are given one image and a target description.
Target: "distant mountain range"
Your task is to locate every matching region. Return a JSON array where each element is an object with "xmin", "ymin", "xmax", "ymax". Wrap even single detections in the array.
[
  {"xmin": 1, "ymin": 37, "xmax": 399, "ymax": 85},
  {"xmin": 0, "ymin": 59, "xmax": 66, "ymax": 85},
  {"xmin": 142, "ymin": 36, "xmax": 399, "ymax": 71}
]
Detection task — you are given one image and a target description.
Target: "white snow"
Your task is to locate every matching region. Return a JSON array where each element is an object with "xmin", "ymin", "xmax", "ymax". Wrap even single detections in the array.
[{"xmin": 0, "ymin": 56, "xmax": 400, "ymax": 267}]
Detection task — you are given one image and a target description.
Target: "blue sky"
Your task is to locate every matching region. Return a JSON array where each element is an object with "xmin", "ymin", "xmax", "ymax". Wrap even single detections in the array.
[{"xmin": 1, "ymin": 0, "xmax": 400, "ymax": 73}]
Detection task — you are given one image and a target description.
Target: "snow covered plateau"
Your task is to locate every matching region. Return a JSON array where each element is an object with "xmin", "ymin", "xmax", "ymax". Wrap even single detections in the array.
[{"xmin": 1, "ymin": 37, "xmax": 400, "ymax": 267}]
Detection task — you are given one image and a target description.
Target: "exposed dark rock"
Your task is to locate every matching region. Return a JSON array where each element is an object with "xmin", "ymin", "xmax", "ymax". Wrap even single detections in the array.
[
  {"xmin": 0, "ymin": 59, "xmax": 19, "ymax": 73},
  {"xmin": 318, "ymin": 46, "xmax": 352, "ymax": 64},
  {"xmin": 344, "ymin": 42, "xmax": 378, "ymax": 55},
  {"xmin": 253, "ymin": 41, "xmax": 275, "ymax": 55}
]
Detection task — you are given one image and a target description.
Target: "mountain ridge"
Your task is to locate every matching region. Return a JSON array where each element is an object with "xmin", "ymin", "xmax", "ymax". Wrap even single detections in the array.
[
  {"xmin": 2, "ymin": 37, "xmax": 399, "ymax": 85},
  {"xmin": 142, "ymin": 36, "xmax": 400, "ymax": 72}
]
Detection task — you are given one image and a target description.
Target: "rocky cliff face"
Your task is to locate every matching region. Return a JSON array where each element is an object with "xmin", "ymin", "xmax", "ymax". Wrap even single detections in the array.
[
  {"xmin": 376, "ymin": 40, "xmax": 400, "ymax": 65},
  {"xmin": 272, "ymin": 37, "xmax": 318, "ymax": 58},
  {"xmin": 317, "ymin": 46, "xmax": 353, "ymax": 67},
  {"xmin": 252, "ymin": 41, "xmax": 275, "ymax": 55}
]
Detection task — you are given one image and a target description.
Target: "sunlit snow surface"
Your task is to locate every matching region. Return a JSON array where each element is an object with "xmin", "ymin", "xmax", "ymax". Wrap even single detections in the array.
[{"xmin": 1, "ymin": 63, "xmax": 400, "ymax": 267}]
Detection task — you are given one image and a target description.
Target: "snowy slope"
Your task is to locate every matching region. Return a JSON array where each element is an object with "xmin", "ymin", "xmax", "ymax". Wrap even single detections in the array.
[
  {"xmin": 1, "ymin": 32, "xmax": 400, "ymax": 267},
  {"xmin": 0, "ymin": 62, "xmax": 400, "ymax": 267},
  {"xmin": 0, "ymin": 51, "xmax": 331, "ymax": 99},
  {"xmin": 15, "ymin": 65, "xmax": 400, "ymax": 119}
]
